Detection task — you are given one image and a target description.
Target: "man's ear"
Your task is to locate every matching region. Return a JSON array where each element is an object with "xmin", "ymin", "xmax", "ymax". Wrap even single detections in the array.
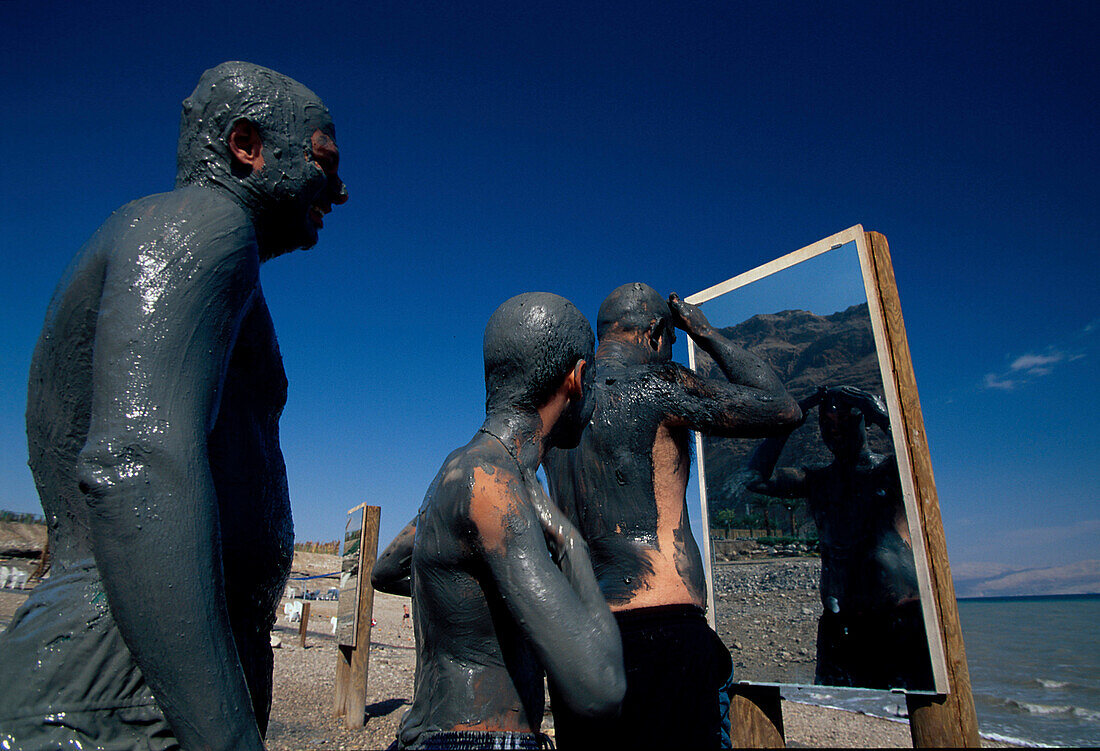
[
  {"xmin": 227, "ymin": 119, "xmax": 264, "ymax": 174},
  {"xmin": 646, "ymin": 319, "xmax": 662, "ymax": 351},
  {"xmin": 566, "ymin": 359, "xmax": 586, "ymax": 399}
]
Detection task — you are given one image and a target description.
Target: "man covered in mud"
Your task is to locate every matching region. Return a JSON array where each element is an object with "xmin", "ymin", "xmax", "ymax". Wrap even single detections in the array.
[
  {"xmin": 543, "ymin": 283, "xmax": 801, "ymax": 748},
  {"xmin": 397, "ymin": 292, "xmax": 625, "ymax": 750},
  {"xmin": 745, "ymin": 385, "xmax": 934, "ymax": 689},
  {"xmin": 0, "ymin": 62, "xmax": 347, "ymax": 750}
]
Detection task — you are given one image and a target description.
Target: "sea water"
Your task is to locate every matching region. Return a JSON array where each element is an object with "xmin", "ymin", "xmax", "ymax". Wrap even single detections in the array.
[{"xmin": 780, "ymin": 595, "xmax": 1100, "ymax": 747}]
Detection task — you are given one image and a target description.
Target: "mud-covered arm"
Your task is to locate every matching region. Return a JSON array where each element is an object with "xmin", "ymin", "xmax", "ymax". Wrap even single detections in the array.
[
  {"xmin": 744, "ymin": 439, "xmax": 808, "ymax": 498},
  {"xmin": 76, "ymin": 217, "xmax": 265, "ymax": 751},
  {"xmin": 372, "ymin": 515, "xmax": 416, "ymax": 597},
  {"xmin": 540, "ymin": 447, "xmax": 579, "ymax": 526},
  {"xmin": 468, "ymin": 468, "xmax": 625, "ymax": 719},
  {"xmin": 665, "ymin": 294, "xmax": 801, "ymax": 437},
  {"xmin": 744, "ymin": 388, "xmax": 824, "ymax": 496},
  {"xmin": 831, "ymin": 385, "xmax": 891, "ymax": 434}
]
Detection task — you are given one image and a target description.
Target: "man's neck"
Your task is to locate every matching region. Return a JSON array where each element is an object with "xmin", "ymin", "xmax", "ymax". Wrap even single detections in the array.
[
  {"xmin": 596, "ymin": 336, "xmax": 660, "ymax": 367},
  {"xmin": 480, "ymin": 411, "xmax": 545, "ymax": 470},
  {"xmin": 180, "ymin": 177, "xmax": 291, "ymax": 262}
]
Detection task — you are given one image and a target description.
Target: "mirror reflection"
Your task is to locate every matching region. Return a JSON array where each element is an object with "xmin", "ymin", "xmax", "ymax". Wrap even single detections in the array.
[
  {"xmin": 689, "ymin": 236, "xmax": 942, "ymax": 692},
  {"xmin": 336, "ymin": 506, "xmax": 364, "ymax": 647}
]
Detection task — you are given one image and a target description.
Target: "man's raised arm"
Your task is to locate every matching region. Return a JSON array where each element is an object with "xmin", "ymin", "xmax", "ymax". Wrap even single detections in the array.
[
  {"xmin": 661, "ymin": 294, "xmax": 801, "ymax": 436},
  {"xmin": 76, "ymin": 221, "xmax": 265, "ymax": 751},
  {"xmin": 832, "ymin": 385, "xmax": 892, "ymax": 434}
]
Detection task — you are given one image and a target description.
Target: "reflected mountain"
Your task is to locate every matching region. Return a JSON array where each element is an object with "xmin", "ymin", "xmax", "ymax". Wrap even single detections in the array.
[{"xmin": 696, "ymin": 303, "xmax": 891, "ymax": 523}]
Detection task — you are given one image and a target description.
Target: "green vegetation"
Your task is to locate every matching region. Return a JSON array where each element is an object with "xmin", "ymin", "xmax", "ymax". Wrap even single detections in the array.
[
  {"xmin": 0, "ymin": 510, "xmax": 45, "ymax": 525},
  {"xmin": 756, "ymin": 535, "xmax": 800, "ymax": 546}
]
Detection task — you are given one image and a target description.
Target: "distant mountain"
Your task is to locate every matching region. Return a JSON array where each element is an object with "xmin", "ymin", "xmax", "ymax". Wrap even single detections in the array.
[
  {"xmin": 953, "ymin": 559, "xmax": 1100, "ymax": 598},
  {"xmin": 696, "ymin": 303, "xmax": 891, "ymax": 522}
]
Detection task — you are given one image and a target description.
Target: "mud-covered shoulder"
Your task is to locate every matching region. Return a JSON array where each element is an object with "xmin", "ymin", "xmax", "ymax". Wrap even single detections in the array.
[
  {"xmin": 635, "ymin": 361, "xmax": 699, "ymax": 398},
  {"xmin": 630, "ymin": 361, "xmax": 705, "ymax": 414},
  {"xmin": 868, "ymin": 452, "xmax": 902, "ymax": 492},
  {"xmin": 461, "ymin": 443, "xmax": 535, "ymax": 557},
  {"xmin": 99, "ymin": 187, "xmax": 256, "ymax": 271},
  {"xmin": 593, "ymin": 361, "xmax": 685, "ymax": 418},
  {"xmin": 422, "ymin": 440, "xmax": 526, "ymax": 545}
]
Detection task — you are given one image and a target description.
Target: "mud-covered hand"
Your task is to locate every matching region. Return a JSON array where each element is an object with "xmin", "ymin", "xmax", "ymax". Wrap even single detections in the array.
[
  {"xmin": 668, "ymin": 293, "xmax": 715, "ymax": 338},
  {"xmin": 828, "ymin": 385, "xmax": 890, "ymax": 432}
]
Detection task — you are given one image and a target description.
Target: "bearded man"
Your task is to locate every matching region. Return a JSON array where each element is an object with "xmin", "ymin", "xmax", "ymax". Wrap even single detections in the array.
[{"xmin": 0, "ymin": 61, "xmax": 347, "ymax": 750}]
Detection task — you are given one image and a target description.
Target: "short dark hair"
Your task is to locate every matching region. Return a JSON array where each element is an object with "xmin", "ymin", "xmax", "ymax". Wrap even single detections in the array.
[
  {"xmin": 596, "ymin": 282, "xmax": 669, "ymax": 340},
  {"xmin": 484, "ymin": 292, "xmax": 594, "ymax": 412}
]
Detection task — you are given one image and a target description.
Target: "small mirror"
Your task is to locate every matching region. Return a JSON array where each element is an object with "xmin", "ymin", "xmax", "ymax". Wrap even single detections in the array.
[
  {"xmin": 687, "ymin": 226, "xmax": 948, "ymax": 693},
  {"xmin": 336, "ymin": 505, "xmax": 366, "ymax": 648}
]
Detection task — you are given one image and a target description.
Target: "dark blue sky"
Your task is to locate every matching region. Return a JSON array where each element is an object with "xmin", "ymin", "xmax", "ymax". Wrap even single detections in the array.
[{"xmin": 1, "ymin": 1, "xmax": 1096, "ymax": 572}]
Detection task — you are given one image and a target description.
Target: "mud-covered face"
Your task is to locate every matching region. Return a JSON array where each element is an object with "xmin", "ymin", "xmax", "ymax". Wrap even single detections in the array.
[
  {"xmin": 819, "ymin": 403, "xmax": 866, "ymax": 461},
  {"xmin": 255, "ymin": 121, "xmax": 348, "ymax": 258},
  {"xmin": 303, "ymin": 129, "xmax": 347, "ymax": 242}
]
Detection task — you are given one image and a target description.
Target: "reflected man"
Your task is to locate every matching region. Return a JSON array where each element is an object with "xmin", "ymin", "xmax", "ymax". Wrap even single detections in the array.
[
  {"xmin": 397, "ymin": 293, "xmax": 625, "ymax": 750},
  {"xmin": 745, "ymin": 385, "xmax": 933, "ymax": 689},
  {"xmin": 0, "ymin": 62, "xmax": 347, "ymax": 750},
  {"xmin": 543, "ymin": 283, "xmax": 801, "ymax": 748}
]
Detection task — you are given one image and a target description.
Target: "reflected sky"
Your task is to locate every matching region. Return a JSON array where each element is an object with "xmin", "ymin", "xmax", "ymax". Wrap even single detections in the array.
[{"xmin": 699, "ymin": 242, "xmax": 865, "ymax": 326}]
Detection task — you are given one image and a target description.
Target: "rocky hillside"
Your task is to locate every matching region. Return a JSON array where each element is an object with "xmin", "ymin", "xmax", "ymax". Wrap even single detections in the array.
[{"xmin": 696, "ymin": 303, "xmax": 892, "ymax": 526}]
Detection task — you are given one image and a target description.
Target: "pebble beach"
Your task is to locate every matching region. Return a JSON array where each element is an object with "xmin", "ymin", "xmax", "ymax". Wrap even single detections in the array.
[{"xmin": 0, "ymin": 551, "xmax": 1023, "ymax": 749}]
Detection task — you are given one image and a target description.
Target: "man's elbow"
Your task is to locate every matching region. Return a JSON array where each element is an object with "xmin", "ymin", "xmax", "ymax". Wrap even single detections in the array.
[
  {"xmin": 77, "ymin": 443, "xmax": 135, "ymax": 513},
  {"xmin": 776, "ymin": 397, "xmax": 802, "ymax": 430},
  {"xmin": 371, "ymin": 570, "xmax": 410, "ymax": 597},
  {"xmin": 571, "ymin": 660, "xmax": 627, "ymax": 719}
]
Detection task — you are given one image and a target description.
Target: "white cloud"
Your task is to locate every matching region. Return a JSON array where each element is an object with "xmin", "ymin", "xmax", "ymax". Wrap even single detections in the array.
[
  {"xmin": 982, "ymin": 373, "xmax": 1017, "ymax": 391},
  {"xmin": 1010, "ymin": 352, "xmax": 1064, "ymax": 372},
  {"xmin": 981, "ymin": 319, "xmax": 1096, "ymax": 391},
  {"xmin": 951, "ymin": 519, "xmax": 1100, "ymax": 569}
]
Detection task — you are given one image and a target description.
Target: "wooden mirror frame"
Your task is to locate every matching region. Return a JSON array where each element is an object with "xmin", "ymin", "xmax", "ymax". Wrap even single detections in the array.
[{"xmin": 686, "ymin": 228, "xmax": 979, "ymax": 747}]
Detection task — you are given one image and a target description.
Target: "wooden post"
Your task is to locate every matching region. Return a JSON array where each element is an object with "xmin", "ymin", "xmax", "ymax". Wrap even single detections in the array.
[
  {"xmin": 333, "ymin": 504, "xmax": 381, "ymax": 728},
  {"xmin": 298, "ymin": 601, "xmax": 311, "ymax": 648},
  {"xmin": 865, "ymin": 231, "xmax": 981, "ymax": 747},
  {"xmin": 728, "ymin": 685, "xmax": 785, "ymax": 748}
]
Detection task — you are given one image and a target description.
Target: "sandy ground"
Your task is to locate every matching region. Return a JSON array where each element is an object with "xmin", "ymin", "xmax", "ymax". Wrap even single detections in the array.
[{"xmin": 0, "ymin": 554, "xmax": 1021, "ymax": 749}]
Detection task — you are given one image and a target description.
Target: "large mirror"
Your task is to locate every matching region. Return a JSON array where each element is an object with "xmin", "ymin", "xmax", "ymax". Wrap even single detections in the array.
[{"xmin": 687, "ymin": 226, "xmax": 948, "ymax": 693}]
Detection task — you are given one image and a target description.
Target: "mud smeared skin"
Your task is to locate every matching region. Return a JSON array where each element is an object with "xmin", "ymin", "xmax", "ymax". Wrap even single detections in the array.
[
  {"xmin": 746, "ymin": 386, "xmax": 931, "ymax": 688},
  {"xmin": 0, "ymin": 62, "xmax": 347, "ymax": 751},
  {"xmin": 544, "ymin": 284, "xmax": 801, "ymax": 612},
  {"xmin": 395, "ymin": 293, "xmax": 625, "ymax": 750}
]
